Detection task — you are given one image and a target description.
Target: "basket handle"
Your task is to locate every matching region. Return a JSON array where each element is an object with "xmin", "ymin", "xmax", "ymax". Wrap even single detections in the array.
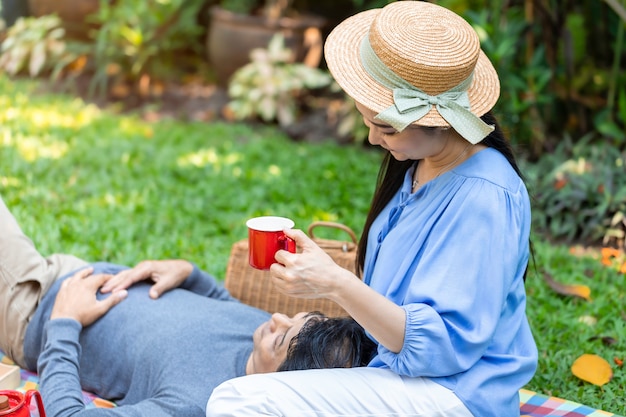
[{"xmin": 307, "ymin": 221, "xmax": 358, "ymax": 244}]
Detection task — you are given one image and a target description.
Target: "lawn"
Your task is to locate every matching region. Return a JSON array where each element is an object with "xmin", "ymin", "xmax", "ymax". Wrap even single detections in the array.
[{"xmin": 1, "ymin": 74, "xmax": 624, "ymax": 414}]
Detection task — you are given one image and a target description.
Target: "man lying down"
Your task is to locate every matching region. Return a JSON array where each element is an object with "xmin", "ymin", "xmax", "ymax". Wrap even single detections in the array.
[{"xmin": 11, "ymin": 260, "xmax": 376, "ymax": 417}]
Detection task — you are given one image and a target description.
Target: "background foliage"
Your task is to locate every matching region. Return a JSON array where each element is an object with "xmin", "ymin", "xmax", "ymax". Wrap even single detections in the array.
[
  {"xmin": 437, "ymin": 0, "xmax": 626, "ymax": 158},
  {"xmin": 1, "ymin": 0, "xmax": 626, "ymax": 413}
]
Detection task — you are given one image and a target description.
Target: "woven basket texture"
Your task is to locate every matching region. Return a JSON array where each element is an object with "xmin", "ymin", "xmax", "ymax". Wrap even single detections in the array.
[{"xmin": 224, "ymin": 222, "xmax": 358, "ymax": 317}]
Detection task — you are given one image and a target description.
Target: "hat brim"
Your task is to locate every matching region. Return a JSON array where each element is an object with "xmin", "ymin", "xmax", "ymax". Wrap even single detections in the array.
[{"xmin": 324, "ymin": 8, "xmax": 500, "ymax": 128}]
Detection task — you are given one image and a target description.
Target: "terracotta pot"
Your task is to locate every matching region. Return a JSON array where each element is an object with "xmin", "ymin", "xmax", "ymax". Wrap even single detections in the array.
[
  {"xmin": 27, "ymin": 0, "xmax": 101, "ymax": 39},
  {"xmin": 207, "ymin": 6, "xmax": 326, "ymax": 87}
]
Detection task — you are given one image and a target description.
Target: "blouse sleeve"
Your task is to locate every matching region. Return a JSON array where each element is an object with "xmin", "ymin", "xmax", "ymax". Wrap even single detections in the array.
[{"xmin": 375, "ymin": 178, "xmax": 530, "ymax": 377}]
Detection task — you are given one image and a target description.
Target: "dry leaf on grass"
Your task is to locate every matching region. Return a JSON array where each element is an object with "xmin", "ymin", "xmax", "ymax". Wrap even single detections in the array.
[
  {"xmin": 571, "ymin": 354, "xmax": 613, "ymax": 386},
  {"xmin": 543, "ymin": 272, "xmax": 591, "ymax": 300},
  {"xmin": 588, "ymin": 335, "xmax": 618, "ymax": 346}
]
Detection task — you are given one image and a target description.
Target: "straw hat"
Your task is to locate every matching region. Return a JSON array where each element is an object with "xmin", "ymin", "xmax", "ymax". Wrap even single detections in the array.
[{"xmin": 324, "ymin": 1, "xmax": 500, "ymax": 129}]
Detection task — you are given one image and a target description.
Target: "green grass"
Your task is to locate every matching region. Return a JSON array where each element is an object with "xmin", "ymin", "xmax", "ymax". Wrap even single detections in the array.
[
  {"xmin": 525, "ymin": 241, "xmax": 625, "ymax": 413},
  {"xmin": 1, "ymin": 74, "xmax": 624, "ymax": 415},
  {"xmin": 0, "ymin": 74, "xmax": 381, "ymax": 276}
]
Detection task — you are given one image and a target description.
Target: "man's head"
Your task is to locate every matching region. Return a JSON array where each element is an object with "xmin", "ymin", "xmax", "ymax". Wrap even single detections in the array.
[
  {"xmin": 246, "ymin": 311, "xmax": 324, "ymax": 374},
  {"xmin": 246, "ymin": 311, "xmax": 376, "ymax": 375},
  {"xmin": 278, "ymin": 314, "xmax": 377, "ymax": 371}
]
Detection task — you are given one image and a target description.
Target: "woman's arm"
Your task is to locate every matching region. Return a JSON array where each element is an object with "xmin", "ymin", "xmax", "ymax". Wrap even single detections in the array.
[{"xmin": 272, "ymin": 229, "xmax": 407, "ymax": 353}]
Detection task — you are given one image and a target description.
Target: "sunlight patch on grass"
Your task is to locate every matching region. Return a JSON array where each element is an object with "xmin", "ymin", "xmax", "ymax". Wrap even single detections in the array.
[
  {"xmin": 312, "ymin": 210, "xmax": 339, "ymax": 222},
  {"xmin": 118, "ymin": 118, "xmax": 154, "ymax": 139},
  {"xmin": 0, "ymin": 108, "xmax": 20, "ymax": 123},
  {"xmin": 0, "ymin": 176, "xmax": 21, "ymax": 187},
  {"xmin": 177, "ymin": 148, "xmax": 243, "ymax": 169},
  {"xmin": 14, "ymin": 100, "xmax": 101, "ymax": 130},
  {"xmin": 10, "ymin": 135, "xmax": 70, "ymax": 161},
  {"xmin": 268, "ymin": 165, "xmax": 281, "ymax": 176},
  {"xmin": 91, "ymin": 190, "xmax": 148, "ymax": 211}
]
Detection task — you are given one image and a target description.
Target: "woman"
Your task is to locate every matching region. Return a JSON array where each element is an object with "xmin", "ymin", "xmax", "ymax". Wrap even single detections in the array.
[{"xmin": 205, "ymin": 2, "xmax": 538, "ymax": 417}]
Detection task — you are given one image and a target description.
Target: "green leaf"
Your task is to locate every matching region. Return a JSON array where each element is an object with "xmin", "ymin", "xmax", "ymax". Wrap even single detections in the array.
[{"xmin": 29, "ymin": 42, "xmax": 47, "ymax": 76}]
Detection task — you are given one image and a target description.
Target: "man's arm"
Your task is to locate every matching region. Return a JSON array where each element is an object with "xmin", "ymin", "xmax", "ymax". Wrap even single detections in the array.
[
  {"xmin": 38, "ymin": 319, "xmax": 198, "ymax": 417},
  {"xmin": 180, "ymin": 264, "xmax": 236, "ymax": 301},
  {"xmin": 37, "ymin": 268, "xmax": 130, "ymax": 416},
  {"xmin": 101, "ymin": 260, "xmax": 235, "ymax": 301}
]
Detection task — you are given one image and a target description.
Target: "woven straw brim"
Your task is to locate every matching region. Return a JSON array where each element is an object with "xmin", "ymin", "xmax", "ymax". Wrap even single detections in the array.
[{"xmin": 324, "ymin": 4, "xmax": 500, "ymax": 128}]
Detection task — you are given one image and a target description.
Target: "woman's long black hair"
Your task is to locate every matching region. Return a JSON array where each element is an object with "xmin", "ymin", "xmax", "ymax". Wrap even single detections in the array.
[{"xmin": 355, "ymin": 111, "xmax": 529, "ymax": 276}]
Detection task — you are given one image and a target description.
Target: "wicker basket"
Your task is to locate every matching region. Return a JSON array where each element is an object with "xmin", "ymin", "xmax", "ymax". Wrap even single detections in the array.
[{"xmin": 224, "ymin": 221, "xmax": 359, "ymax": 317}]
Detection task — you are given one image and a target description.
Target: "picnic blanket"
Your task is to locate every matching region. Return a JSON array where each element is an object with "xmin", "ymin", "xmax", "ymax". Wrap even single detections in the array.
[
  {"xmin": 2, "ymin": 350, "xmax": 622, "ymax": 417},
  {"xmin": 1, "ymin": 352, "xmax": 115, "ymax": 409},
  {"xmin": 519, "ymin": 389, "xmax": 622, "ymax": 417}
]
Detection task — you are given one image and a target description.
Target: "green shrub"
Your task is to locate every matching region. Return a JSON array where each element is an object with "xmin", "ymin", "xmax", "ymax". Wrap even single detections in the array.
[
  {"xmin": 87, "ymin": 0, "xmax": 207, "ymax": 97},
  {"xmin": 524, "ymin": 135, "xmax": 626, "ymax": 249}
]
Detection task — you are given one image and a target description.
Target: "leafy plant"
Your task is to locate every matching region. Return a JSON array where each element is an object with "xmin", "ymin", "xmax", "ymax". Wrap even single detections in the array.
[
  {"xmin": 524, "ymin": 134, "xmax": 626, "ymax": 249},
  {"xmin": 218, "ymin": 0, "xmax": 393, "ymax": 18},
  {"xmin": 332, "ymin": 92, "xmax": 369, "ymax": 144},
  {"xmin": 219, "ymin": 0, "xmax": 296, "ymax": 18},
  {"xmin": 454, "ymin": 3, "xmax": 554, "ymax": 156},
  {"xmin": 227, "ymin": 34, "xmax": 332, "ymax": 127},
  {"xmin": 87, "ymin": 0, "xmax": 206, "ymax": 98},
  {"xmin": 219, "ymin": 0, "xmax": 258, "ymax": 15},
  {"xmin": 0, "ymin": 14, "xmax": 79, "ymax": 78}
]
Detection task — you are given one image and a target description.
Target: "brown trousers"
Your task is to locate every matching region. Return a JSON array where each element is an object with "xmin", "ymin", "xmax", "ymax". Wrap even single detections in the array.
[{"xmin": 0, "ymin": 196, "xmax": 87, "ymax": 368}]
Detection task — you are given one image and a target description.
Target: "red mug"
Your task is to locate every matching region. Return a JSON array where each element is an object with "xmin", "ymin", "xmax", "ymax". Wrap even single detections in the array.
[
  {"xmin": 246, "ymin": 216, "xmax": 296, "ymax": 270},
  {"xmin": 0, "ymin": 390, "xmax": 46, "ymax": 417}
]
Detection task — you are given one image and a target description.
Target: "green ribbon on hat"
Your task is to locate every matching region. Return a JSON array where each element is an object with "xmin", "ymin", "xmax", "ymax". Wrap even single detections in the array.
[{"xmin": 359, "ymin": 37, "xmax": 494, "ymax": 144}]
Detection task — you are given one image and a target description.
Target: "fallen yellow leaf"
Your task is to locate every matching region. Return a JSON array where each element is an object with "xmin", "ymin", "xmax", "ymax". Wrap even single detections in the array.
[
  {"xmin": 542, "ymin": 272, "xmax": 591, "ymax": 300},
  {"xmin": 571, "ymin": 354, "xmax": 613, "ymax": 386}
]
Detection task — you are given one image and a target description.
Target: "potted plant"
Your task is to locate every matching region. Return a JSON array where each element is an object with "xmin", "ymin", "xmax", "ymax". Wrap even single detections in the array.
[{"xmin": 207, "ymin": 0, "xmax": 326, "ymax": 87}]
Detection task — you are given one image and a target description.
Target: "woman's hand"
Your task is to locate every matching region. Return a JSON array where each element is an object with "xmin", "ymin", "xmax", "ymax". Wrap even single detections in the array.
[
  {"xmin": 271, "ymin": 228, "xmax": 352, "ymax": 300},
  {"xmin": 51, "ymin": 267, "xmax": 128, "ymax": 327},
  {"xmin": 100, "ymin": 259, "xmax": 193, "ymax": 299},
  {"xmin": 273, "ymin": 229, "xmax": 407, "ymax": 352}
]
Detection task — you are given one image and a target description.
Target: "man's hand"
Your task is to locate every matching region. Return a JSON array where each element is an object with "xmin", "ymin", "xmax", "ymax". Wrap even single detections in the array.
[
  {"xmin": 51, "ymin": 267, "xmax": 128, "ymax": 327},
  {"xmin": 100, "ymin": 260, "xmax": 193, "ymax": 299}
]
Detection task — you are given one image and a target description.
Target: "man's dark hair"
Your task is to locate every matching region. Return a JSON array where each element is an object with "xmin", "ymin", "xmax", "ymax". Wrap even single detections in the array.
[{"xmin": 278, "ymin": 313, "xmax": 377, "ymax": 371}]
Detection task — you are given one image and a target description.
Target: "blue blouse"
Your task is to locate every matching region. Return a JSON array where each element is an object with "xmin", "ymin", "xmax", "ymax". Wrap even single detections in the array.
[{"xmin": 365, "ymin": 148, "xmax": 538, "ymax": 417}]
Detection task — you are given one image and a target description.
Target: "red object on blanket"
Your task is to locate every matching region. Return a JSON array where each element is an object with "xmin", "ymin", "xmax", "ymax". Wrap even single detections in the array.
[{"xmin": 0, "ymin": 390, "xmax": 46, "ymax": 417}]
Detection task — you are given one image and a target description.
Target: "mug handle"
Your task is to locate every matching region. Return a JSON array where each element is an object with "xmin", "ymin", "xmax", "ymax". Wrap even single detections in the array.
[
  {"xmin": 24, "ymin": 390, "xmax": 46, "ymax": 417},
  {"xmin": 278, "ymin": 235, "xmax": 296, "ymax": 253}
]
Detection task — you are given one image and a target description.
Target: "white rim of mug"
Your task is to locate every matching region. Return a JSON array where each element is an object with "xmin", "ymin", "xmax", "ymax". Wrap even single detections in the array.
[{"xmin": 246, "ymin": 216, "xmax": 295, "ymax": 232}]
